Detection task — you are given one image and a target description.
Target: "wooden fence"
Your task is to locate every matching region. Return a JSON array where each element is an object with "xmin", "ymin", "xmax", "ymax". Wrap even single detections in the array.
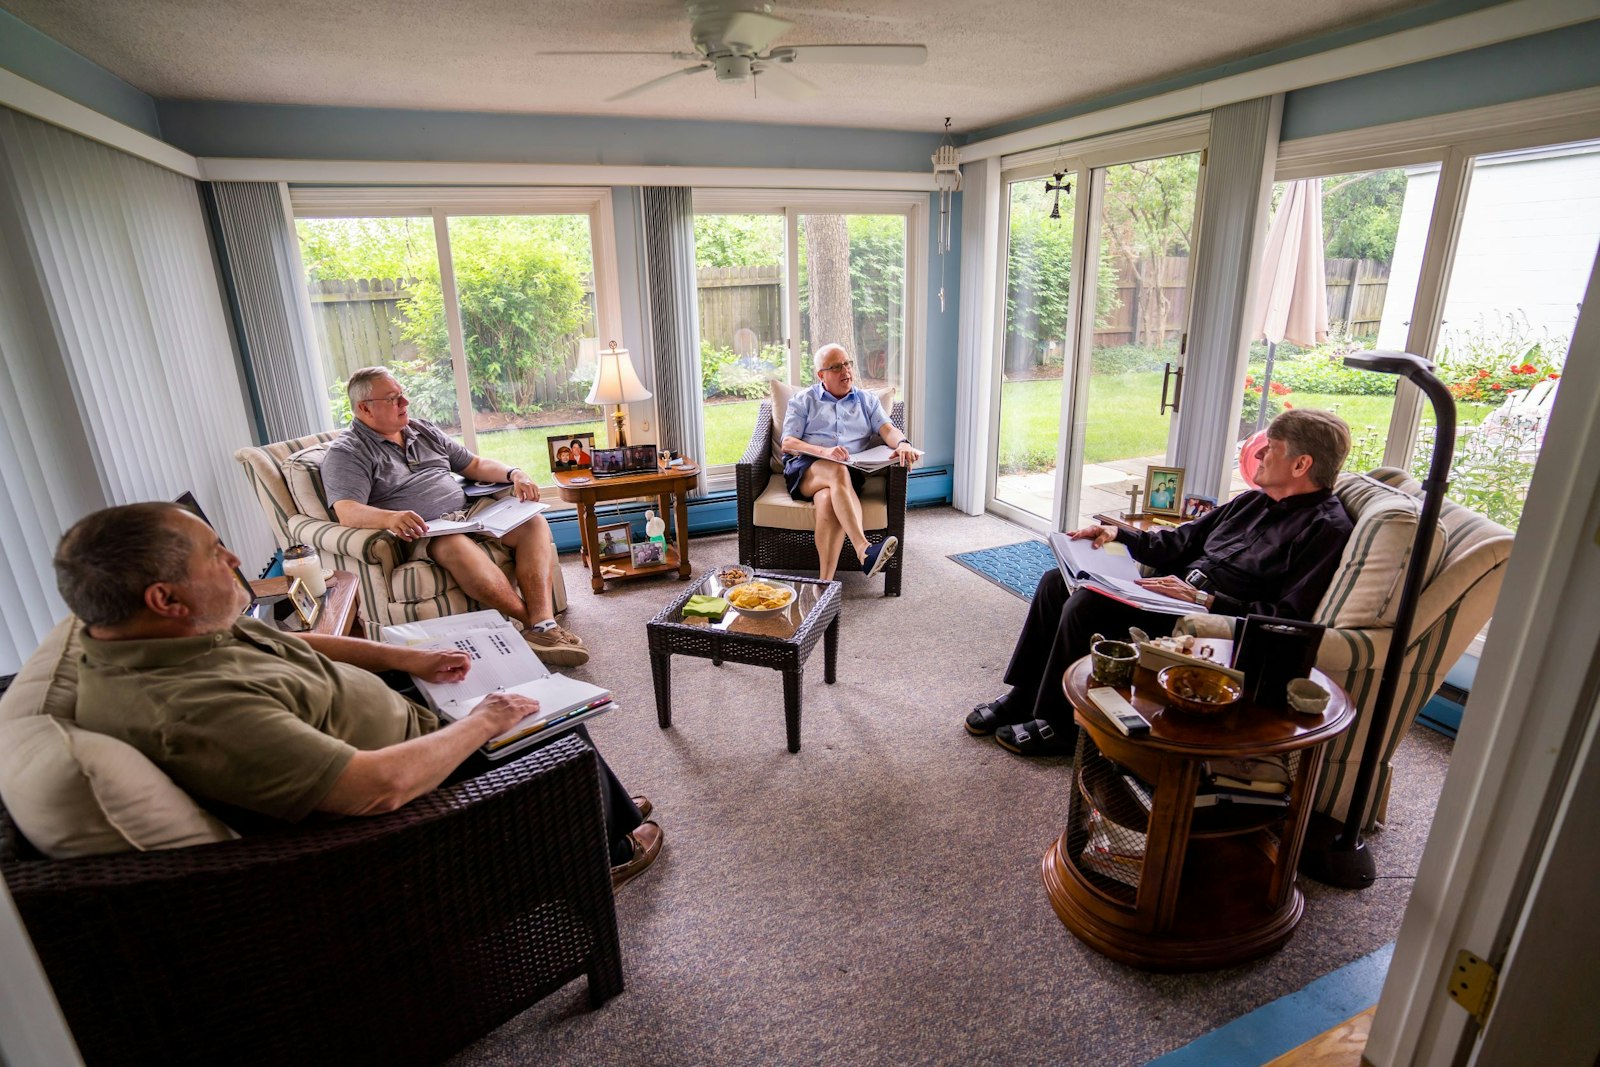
[
  {"xmin": 1323, "ymin": 257, "xmax": 1390, "ymax": 338},
  {"xmin": 696, "ymin": 265, "xmax": 783, "ymax": 354}
]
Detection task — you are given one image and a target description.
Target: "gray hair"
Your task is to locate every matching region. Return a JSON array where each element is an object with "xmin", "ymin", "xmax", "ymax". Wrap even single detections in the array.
[
  {"xmin": 55, "ymin": 503, "xmax": 195, "ymax": 627},
  {"xmin": 347, "ymin": 366, "xmax": 398, "ymax": 406},
  {"xmin": 1268, "ymin": 408, "xmax": 1351, "ymax": 489},
  {"xmin": 814, "ymin": 343, "xmax": 850, "ymax": 370}
]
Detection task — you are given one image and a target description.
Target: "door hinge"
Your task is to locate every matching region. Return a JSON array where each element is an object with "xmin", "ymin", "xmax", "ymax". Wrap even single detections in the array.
[
  {"xmin": 1199, "ymin": 148, "xmax": 1208, "ymax": 166},
  {"xmin": 1179, "ymin": 332, "xmax": 1188, "ymax": 356},
  {"xmin": 1446, "ymin": 949, "xmax": 1498, "ymax": 1026}
]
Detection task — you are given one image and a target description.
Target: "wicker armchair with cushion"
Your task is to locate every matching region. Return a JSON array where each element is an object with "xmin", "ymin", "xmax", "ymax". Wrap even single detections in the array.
[
  {"xmin": 1174, "ymin": 467, "xmax": 1513, "ymax": 830},
  {"xmin": 0, "ymin": 617, "xmax": 622, "ymax": 1067},
  {"xmin": 735, "ymin": 390, "xmax": 907, "ymax": 596},
  {"xmin": 235, "ymin": 430, "xmax": 566, "ymax": 638}
]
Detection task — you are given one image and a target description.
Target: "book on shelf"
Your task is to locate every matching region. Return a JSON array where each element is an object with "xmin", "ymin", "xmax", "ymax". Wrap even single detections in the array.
[
  {"xmin": 1204, "ymin": 755, "xmax": 1291, "ymax": 795},
  {"xmin": 844, "ymin": 443, "xmax": 924, "ymax": 472},
  {"xmin": 381, "ymin": 610, "xmax": 614, "ymax": 759},
  {"xmin": 1047, "ymin": 532, "xmax": 1194, "ymax": 616},
  {"xmin": 1193, "ymin": 784, "xmax": 1291, "ymax": 809},
  {"xmin": 424, "ymin": 497, "xmax": 548, "ymax": 538}
]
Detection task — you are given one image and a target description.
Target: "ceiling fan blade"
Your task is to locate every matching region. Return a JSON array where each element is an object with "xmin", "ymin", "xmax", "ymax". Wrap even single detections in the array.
[
  {"xmin": 717, "ymin": 10, "xmax": 793, "ymax": 52},
  {"xmin": 753, "ymin": 63, "xmax": 819, "ymax": 101},
  {"xmin": 772, "ymin": 44, "xmax": 928, "ymax": 66},
  {"xmin": 541, "ymin": 51, "xmax": 700, "ymax": 59},
  {"xmin": 606, "ymin": 65, "xmax": 711, "ymax": 102}
]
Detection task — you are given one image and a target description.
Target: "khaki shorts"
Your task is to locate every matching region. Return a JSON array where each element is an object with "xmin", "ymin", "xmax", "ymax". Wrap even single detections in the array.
[{"xmin": 408, "ymin": 495, "xmax": 503, "ymax": 564}]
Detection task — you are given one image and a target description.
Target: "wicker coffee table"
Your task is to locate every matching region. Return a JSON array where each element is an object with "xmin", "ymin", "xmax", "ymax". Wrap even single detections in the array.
[{"xmin": 646, "ymin": 571, "xmax": 842, "ymax": 753}]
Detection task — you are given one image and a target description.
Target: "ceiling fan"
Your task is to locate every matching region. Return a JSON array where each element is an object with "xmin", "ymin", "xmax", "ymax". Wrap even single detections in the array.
[{"xmin": 554, "ymin": 1, "xmax": 928, "ymax": 102}]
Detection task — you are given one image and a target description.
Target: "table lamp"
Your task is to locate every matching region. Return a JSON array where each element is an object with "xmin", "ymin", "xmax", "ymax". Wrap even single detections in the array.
[
  {"xmin": 1300, "ymin": 349, "xmax": 1455, "ymax": 890},
  {"xmin": 585, "ymin": 341, "xmax": 652, "ymax": 447}
]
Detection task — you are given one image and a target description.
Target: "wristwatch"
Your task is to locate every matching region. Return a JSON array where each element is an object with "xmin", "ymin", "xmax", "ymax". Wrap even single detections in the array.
[{"xmin": 506, "ymin": 467, "xmax": 523, "ymax": 480}]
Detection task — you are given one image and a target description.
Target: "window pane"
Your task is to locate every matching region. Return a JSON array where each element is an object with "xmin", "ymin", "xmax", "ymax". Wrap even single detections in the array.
[
  {"xmin": 995, "ymin": 175, "xmax": 1073, "ymax": 519},
  {"xmin": 295, "ymin": 216, "xmax": 461, "ymax": 432},
  {"xmin": 798, "ymin": 213, "xmax": 908, "ymax": 401},
  {"xmin": 1243, "ymin": 168, "xmax": 1438, "ymax": 488},
  {"xmin": 1423, "ymin": 141, "xmax": 1600, "ymax": 530},
  {"xmin": 695, "ymin": 213, "xmax": 787, "ymax": 467},
  {"xmin": 441, "ymin": 214, "xmax": 599, "ymax": 478}
]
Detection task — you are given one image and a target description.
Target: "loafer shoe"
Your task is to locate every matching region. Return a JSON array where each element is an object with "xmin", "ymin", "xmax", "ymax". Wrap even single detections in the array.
[
  {"xmin": 523, "ymin": 625, "xmax": 589, "ymax": 667},
  {"xmin": 632, "ymin": 794, "xmax": 653, "ymax": 820},
  {"xmin": 862, "ymin": 535, "xmax": 898, "ymax": 578},
  {"xmin": 611, "ymin": 821, "xmax": 664, "ymax": 891}
]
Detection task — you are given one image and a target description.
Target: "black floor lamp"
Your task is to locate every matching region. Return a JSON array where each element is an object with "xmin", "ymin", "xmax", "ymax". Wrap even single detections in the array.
[{"xmin": 1301, "ymin": 350, "xmax": 1457, "ymax": 890}]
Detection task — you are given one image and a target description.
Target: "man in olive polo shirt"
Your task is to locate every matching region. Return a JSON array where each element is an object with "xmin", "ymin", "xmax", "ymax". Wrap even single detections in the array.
[
  {"xmin": 54, "ymin": 502, "xmax": 662, "ymax": 888},
  {"xmin": 320, "ymin": 365, "xmax": 586, "ymax": 668}
]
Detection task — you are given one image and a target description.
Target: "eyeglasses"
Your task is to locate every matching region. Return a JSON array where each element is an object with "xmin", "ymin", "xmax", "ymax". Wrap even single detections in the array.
[
  {"xmin": 364, "ymin": 393, "xmax": 408, "ymax": 406},
  {"xmin": 819, "ymin": 361, "xmax": 855, "ymax": 373}
]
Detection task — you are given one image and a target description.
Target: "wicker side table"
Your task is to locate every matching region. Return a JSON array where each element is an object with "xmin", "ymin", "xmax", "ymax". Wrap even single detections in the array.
[{"xmin": 646, "ymin": 572, "xmax": 842, "ymax": 753}]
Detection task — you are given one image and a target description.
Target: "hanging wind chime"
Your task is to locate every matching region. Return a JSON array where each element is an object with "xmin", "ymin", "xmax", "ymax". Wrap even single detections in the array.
[{"xmin": 931, "ymin": 117, "xmax": 961, "ymax": 313}]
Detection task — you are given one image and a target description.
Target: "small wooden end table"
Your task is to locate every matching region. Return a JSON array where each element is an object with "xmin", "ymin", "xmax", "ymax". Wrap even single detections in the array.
[
  {"xmin": 646, "ymin": 571, "xmax": 842, "ymax": 753},
  {"xmin": 1042, "ymin": 657, "xmax": 1354, "ymax": 971},
  {"xmin": 554, "ymin": 465, "xmax": 700, "ymax": 593},
  {"xmin": 249, "ymin": 569, "xmax": 362, "ymax": 637}
]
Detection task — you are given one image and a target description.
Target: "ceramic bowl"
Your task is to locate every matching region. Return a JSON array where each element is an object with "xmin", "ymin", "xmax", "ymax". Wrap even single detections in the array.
[
  {"xmin": 1157, "ymin": 664, "xmax": 1244, "ymax": 715},
  {"xmin": 1286, "ymin": 677, "xmax": 1331, "ymax": 715},
  {"xmin": 724, "ymin": 579, "xmax": 797, "ymax": 618},
  {"xmin": 714, "ymin": 563, "xmax": 753, "ymax": 590}
]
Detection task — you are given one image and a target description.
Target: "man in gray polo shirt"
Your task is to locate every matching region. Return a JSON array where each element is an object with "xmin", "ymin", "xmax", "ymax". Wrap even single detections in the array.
[{"xmin": 321, "ymin": 366, "xmax": 586, "ymax": 667}]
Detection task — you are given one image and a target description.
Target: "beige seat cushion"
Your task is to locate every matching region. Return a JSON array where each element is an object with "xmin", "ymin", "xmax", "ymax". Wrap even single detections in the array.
[
  {"xmin": 0, "ymin": 717, "xmax": 235, "ymax": 858},
  {"xmin": 768, "ymin": 380, "xmax": 896, "ymax": 474},
  {"xmin": 283, "ymin": 442, "xmax": 336, "ymax": 521},
  {"xmin": 1319, "ymin": 474, "xmax": 1448, "ymax": 629},
  {"xmin": 751, "ymin": 472, "xmax": 891, "ymax": 531}
]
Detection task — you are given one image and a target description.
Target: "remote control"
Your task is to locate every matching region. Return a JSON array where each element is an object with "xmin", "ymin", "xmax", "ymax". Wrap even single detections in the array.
[{"xmin": 1088, "ymin": 687, "xmax": 1151, "ymax": 736}]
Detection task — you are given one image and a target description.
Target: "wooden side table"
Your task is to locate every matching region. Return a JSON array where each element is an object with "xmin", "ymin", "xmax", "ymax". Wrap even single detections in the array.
[
  {"xmin": 1042, "ymin": 657, "xmax": 1354, "ymax": 971},
  {"xmin": 249, "ymin": 569, "xmax": 362, "ymax": 637},
  {"xmin": 554, "ymin": 465, "xmax": 700, "ymax": 593}
]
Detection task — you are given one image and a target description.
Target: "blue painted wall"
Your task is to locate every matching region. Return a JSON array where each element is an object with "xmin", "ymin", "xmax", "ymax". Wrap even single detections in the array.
[
  {"xmin": 0, "ymin": 9, "xmax": 161, "ymax": 137},
  {"xmin": 155, "ymin": 99, "xmax": 943, "ymax": 172},
  {"xmin": 1280, "ymin": 20, "xmax": 1600, "ymax": 140},
  {"xmin": 923, "ymin": 191, "xmax": 962, "ymax": 469}
]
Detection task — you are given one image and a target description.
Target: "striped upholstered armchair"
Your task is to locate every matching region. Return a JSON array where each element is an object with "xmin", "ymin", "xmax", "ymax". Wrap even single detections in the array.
[
  {"xmin": 235, "ymin": 431, "xmax": 565, "ymax": 639},
  {"xmin": 1175, "ymin": 467, "xmax": 1513, "ymax": 831}
]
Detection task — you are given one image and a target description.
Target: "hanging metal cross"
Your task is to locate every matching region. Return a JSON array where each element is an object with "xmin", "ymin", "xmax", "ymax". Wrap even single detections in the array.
[{"xmin": 1045, "ymin": 171, "xmax": 1071, "ymax": 219}]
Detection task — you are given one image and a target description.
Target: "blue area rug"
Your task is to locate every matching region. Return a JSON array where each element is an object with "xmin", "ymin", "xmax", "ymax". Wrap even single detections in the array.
[{"xmin": 949, "ymin": 540, "xmax": 1053, "ymax": 601}]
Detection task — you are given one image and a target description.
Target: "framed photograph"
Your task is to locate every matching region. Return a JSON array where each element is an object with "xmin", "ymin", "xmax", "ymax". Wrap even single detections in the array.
[
  {"xmin": 548, "ymin": 432, "xmax": 595, "ymax": 472},
  {"xmin": 1181, "ymin": 493, "xmax": 1218, "ymax": 521},
  {"xmin": 286, "ymin": 575, "xmax": 322, "ymax": 628},
  {"xmin": 1144, "ymin": 465, "xmax": 1186, "ymax": 517},
  {"xmin": 596, "ymin": 522, "xmax": 631, "ymax": 560},
  {"xmin": 630, "ymin": 539, "xmax": 665, "ymax": 568}
]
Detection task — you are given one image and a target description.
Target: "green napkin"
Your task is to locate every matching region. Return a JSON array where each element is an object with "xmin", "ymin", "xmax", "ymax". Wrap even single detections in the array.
[{"xmin": 683, "ymin": 595, "xmax": 728, "ymax": 620}]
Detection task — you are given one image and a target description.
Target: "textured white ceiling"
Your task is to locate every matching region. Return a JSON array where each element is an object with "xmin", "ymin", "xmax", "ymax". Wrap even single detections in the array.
[{"xmin": 4, "ymin": 0, "xmax": 1429, "ymax": 133}]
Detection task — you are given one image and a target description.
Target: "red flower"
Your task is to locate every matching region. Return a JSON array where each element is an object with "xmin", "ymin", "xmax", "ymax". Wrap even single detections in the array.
[
  {"xmin": 1245, "ymin": 376, "xmax": 1255, "ymax": 387},
  {"xmin": 1521, "ymin": 363, "xmax": 1537, "ymax": 374},
  {"xmin": 1549, "ymin": 371, "xmax": 1561, "ymax": 379},
  {"xmin": 1283, "ymin": 402, "xmax": 1294, "ymax": 409},
  {"xmin": 1490, "ymin": 383, "xmax": 1502, "ymax": 390},
  {"xmin": 1270, "ymin": 381, "xmax": 1291, "ymax": 396},
  {"xmin": 1477, "ymin": 369, "xmax": 1491, "ymax": 378}
]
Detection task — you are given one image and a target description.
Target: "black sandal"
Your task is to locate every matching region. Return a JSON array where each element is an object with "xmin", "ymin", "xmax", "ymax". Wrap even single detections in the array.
[
  {"xmin": 994, "ymin": 718, "xmax": 1069, "ymax": 756},
  {"xmin": 965, "ymin": 699, "xmax": 1013, "ymax": 736}
]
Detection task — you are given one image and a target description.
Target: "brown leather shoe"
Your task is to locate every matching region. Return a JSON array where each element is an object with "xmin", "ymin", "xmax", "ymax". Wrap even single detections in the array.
[
  {"xmin": 631, "ymin": 794, "xmax": 653, "ymax": 820},
  {"xmin": 611, "ymin": 821, "xmax": 663, "ymax": 891}
]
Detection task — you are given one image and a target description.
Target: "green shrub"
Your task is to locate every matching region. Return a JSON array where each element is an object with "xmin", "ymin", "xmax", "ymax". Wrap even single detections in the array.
[
  {"xmin": 702, "ymin": 341, "xmax": 784, "ymax": 399},
  {"xmin": 1269, "ymin": 355, "xmax": 1398, "ymax": 397},
  {"xmin": 327, "ymin": 357, "xmax": 458, "ymax": 428}
]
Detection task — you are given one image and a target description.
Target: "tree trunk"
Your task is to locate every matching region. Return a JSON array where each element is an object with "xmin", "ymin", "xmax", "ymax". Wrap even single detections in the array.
[{"xmin": 803, "ymin": 214, "xmax": 856, "ymax": 361}]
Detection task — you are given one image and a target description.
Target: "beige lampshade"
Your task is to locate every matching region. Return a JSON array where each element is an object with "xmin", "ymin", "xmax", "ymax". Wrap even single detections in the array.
[{"xmin": 585, "ymin": 345, "xmax": 652, "ymax": 406}]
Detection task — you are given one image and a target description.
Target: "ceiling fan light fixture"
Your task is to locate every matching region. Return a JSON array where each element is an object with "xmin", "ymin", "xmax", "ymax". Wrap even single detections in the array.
[{"xmin": 714, "ymin": 54, "xmax": 754, "ymax": 81}]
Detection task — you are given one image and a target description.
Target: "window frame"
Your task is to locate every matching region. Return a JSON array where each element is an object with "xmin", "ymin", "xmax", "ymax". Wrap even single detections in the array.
[
  {"xmin": 288, "ymin": 185, "xmax": 626, "ymax": 474},
  {"xmin": 692, "ymin": 188, "xmax": 928, "ymax": 476}
]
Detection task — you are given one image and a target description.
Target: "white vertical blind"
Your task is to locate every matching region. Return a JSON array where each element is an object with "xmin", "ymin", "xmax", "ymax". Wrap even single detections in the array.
[
  {"xmin": 952, "ymin": 156, "xmax": 1001, "ymax": 515},
  {"xmin": 1171, "ymin": 96, "xmax": 1283, "ymax": 500},
  {"xmin": 0, "ymin": 107, "xmax": 269, "ymax": 673}
]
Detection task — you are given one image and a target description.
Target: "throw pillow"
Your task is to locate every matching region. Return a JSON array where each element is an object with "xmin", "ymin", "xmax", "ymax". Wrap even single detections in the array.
[
  {"xmin": 0, "ymin": 616, "xmax": 81, "ymax": 725},
  {"xmin": 1318, "ymin": 474, "xmax": 1448, "ymax": 630},
  {"xmin": 283, "ymin": 443, "xmax": 335, "ymax": 521},
  {"xmin": 0, "ymin": 716, "xmax": 235, "ymax": 859}
]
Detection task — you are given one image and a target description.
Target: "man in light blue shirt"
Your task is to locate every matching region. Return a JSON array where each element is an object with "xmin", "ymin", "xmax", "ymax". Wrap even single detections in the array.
[{"xmin": 780, "ymin": 343, "xmax": 918, "ymax": 581}]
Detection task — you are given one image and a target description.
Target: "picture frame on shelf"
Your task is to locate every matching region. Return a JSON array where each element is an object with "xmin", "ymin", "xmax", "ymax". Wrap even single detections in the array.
[
  {"xmin": 286, "ymin": 576, "xmax": 322, "ymax": 628},
  {"xmin": 596, "ymin": 522, "xmax": 631, "ymax": 561},
  {"xmin": 548, "ymin": 432, "xmax": 595, "ymax": 472},
  {"xmin": 1144, "ymin": 466, "xmax": 1185, "ymax": 518},
  {"xmin": 1181, "ymin": 493, "xmax": 1217, "ymax": 520},
  {"xmin": 630, "ymin": 539, "xmax": 665, "ymax": 568}
]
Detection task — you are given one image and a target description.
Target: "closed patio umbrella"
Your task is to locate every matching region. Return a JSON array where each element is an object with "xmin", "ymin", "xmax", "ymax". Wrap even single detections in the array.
[{"xmin": 1249, "ymin": 178, "xmax": 1329, "ymax": 432}]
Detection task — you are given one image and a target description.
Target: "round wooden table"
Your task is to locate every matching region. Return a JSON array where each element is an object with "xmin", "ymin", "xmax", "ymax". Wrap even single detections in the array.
[{"xmin": 1042, "ymin": 657, "xmax": 1354, "ymax": 971}]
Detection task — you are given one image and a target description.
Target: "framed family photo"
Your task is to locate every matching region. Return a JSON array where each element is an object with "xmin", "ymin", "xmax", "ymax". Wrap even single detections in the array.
[
  {"xmin": 547, "ymin": 432, "xmax": 596, "ymax": 472},
  {"xmin": 1144, "ymin": 465, "xmax": 1185, "ymax": 517},
  {"xmin": 1181, "ymin": 493, "xmax": 1218, "ymax": 521},
  {"xmin": 630, "ymin": 539, "xmax": 665, "ymax": 567},
  {"xmin": 596, "ymin": 522, "xmax": 631, "ymax": 560},
  {"xmin": 286, "ymin": 576, "xmax": 322, "ymax": 628}
]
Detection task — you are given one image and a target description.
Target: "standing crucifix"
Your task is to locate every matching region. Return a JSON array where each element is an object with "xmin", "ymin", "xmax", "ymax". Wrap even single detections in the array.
[{"xmin": 1126, "ymin": 481, "xmax": 1143, "ymax": 517}]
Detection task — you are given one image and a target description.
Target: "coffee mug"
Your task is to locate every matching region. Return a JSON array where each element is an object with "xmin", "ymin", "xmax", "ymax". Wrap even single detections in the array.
[{"xmin": 1089, "ymin": 633, "xmax": 1139, "ymax": 688}]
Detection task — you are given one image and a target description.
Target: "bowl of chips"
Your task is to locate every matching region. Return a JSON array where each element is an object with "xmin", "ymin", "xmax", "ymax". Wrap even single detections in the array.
[{"xmin": 724, "ymin": 579, "xmax": 798, "ymax": 618}]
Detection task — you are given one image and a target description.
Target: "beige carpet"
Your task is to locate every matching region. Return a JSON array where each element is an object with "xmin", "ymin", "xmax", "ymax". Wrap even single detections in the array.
[{"xmin": 451, "ymin": 507, "xmax": 1450, "ymax": 1067}]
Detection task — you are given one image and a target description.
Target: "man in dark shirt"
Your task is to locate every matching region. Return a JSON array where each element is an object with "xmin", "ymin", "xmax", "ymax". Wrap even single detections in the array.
[{"xmin": 967, "ymin": 408, "xmax": 1354, "ymax": 756}]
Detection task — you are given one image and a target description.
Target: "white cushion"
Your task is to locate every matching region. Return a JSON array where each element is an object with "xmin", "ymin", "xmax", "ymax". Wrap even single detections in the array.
[
  {"xmin": 751, "ymin": 472, "xmax": 891, "ymax": 532},
  {"xmin": 768, "ymin": 380, "xmax": 896, "ymax": 474},
  {"xmin": 0, "ymin": 716, "xmax": 235, "ymax": 858},
  {"xmin": 1319, "ymin": 474, "xmax": 1447, "ymax": 629}
]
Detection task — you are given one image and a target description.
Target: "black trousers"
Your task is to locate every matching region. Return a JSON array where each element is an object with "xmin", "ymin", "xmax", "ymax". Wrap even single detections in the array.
[
  {"xmin": 383, "ymin": 672, "xmax": 644, "ymax": 865},
  {"xmin": 1001, "ymin": 571, "xmax": 1178, "ymax": 742}
]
